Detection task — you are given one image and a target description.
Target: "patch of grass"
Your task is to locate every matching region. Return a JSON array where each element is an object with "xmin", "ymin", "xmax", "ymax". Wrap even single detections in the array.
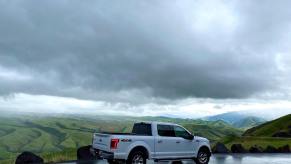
[{"xmin": 41, "ymin": 148, "xmax": 76, "ymax": 163}]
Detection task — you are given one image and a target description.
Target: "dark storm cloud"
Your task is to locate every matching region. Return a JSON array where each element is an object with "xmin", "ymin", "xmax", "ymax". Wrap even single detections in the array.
[{"xmin": 0, "ymin": 0, "xmax": 290, "ymax": 102}]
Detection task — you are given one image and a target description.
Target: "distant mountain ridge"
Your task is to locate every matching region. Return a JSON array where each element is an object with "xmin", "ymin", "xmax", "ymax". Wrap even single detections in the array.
[
  {"xmin": 204, "ymin": 111, "xmax": 266, "ymax": 129},
  {"xmin": 233, "ymin": 116, "xmax": 265, "ymax": 129}
]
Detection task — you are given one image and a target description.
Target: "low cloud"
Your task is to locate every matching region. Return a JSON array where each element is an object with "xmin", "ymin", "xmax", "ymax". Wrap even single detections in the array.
[{"xmin": 1, "ymin": 93, "xmax": 290, "ymax": 119}]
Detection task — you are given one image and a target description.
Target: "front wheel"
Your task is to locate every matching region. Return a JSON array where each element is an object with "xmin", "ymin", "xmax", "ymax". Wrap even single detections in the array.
[
  {"xmin": 194, "ymin": 149, "xmax": 210, "ymax": 164},
  {"xmin": 126, "ymin": 151, "xmax": 146, "ymax": 164}
]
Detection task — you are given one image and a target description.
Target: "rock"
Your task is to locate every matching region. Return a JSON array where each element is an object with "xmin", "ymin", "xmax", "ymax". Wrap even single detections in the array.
[
  {"xmin": 249, "ymin": 145, "xmax": 263, "ymax": 153},
  {"xmin": 278, "ymin": 145, "xmax": 290, "ymax": 153},
  {"xmin": 15, "ymin": 151, "xmax": 44, "ymax": 164},
  {"xmin": 272, "ymin": 131, "xmax": 291, "ymax": 138},
  {"xmin": 212, "ymin": 142, "xmax": 229, "ymax": 153},
  {"xmin": 263, "ymin": 145, "xmax": 278, "ymax": 153},
  {"xmin": 77, "ymin": 145, "xmax": 96, "ymax": 161},
  {"xmin": 231, "ymin": 144, "xmax": 247, "ymax": 153}
]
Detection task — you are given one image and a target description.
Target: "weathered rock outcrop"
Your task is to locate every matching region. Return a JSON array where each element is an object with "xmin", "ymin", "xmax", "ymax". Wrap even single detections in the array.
[
  {"xmin": 278, "ymin": 145, "xmax": 290, "ymax": 153},
  {"xmin": 212, "ymin": 142, "xmax": 229, "ymax": 153},
  {"xmin": 249, "ymin": 145, "xmax": 263, "ymax": 153},
  {"xmin": 77, "ymin": 145, "xmax": 95, "ymax": 161},
  {"xmin": 263, "ymin": 145, "xmax": 278, "ymax": 153},
  {"xmin": 231, "ymin": 144, "xmax": 247, "ymax": 153},
  {"xmin": 15, "ymin": 151, "xmax": 44, "ymax": 164}
]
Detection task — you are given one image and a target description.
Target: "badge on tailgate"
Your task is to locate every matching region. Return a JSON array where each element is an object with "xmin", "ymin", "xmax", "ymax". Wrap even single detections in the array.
[{"xmin": 121, "ymin": 139, "xmax": 132, "ymax": 142}]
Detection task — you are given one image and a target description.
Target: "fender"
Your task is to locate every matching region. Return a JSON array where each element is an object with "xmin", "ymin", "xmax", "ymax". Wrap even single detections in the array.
[
  {"xmin": 125, "ymin": 141, "xmax": 152, "ymax": 159},
  {"xmin": 196, "ymin": 142, "xmax": 212, "ymax": 156}
]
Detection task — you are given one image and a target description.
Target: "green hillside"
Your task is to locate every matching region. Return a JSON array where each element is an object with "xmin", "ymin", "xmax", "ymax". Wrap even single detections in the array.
[
  {"xmin": 220, "ymin": 114, "xmax": 291, "ymax": 150},
  {"xmin": 243, "ymin": 114, "xmax": 291, "ymax": 137},
  {"xmin": 0, "ymin": 115, "xmax": 133, "ymax": 162},
  {"xmin": 0, "ymin": 114, "xmax": 242, "ymax": 162},
  {"xmin": 183, "ymin": 121, "xmax": 242, "ymax": 141}
]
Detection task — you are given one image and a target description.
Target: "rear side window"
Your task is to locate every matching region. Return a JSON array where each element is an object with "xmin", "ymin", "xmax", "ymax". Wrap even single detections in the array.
[
  {"xmin": 132, "ymin": 123, "xmax": 152, "ymax": 136},
  {"xmin": 157, "ymin": 125, "xmax": 175, "ymax": 137}
]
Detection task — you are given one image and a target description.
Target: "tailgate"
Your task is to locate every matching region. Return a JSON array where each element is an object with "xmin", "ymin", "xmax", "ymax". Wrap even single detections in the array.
[{"xmin": 92, "ymin": 133, "xmax": 111, "ymax": 152}]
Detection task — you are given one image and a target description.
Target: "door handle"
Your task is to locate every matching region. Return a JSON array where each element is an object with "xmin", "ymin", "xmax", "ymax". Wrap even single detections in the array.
[
  {"xmin": 176, "ymin": 141, "xmax": 180, "ymax": 143},
  {"xmin": 158, "ymin": 140, "xmax": 163, "ymax": 143}
]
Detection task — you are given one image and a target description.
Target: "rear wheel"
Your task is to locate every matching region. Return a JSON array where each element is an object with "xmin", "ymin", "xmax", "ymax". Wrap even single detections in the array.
[
  {"xmin": 126, "ymin": 150, "xmax": 146, "ymax": 164},
  {"xmin": 194, "ymin": 148, "xmax": 210, "ymax": 164}
]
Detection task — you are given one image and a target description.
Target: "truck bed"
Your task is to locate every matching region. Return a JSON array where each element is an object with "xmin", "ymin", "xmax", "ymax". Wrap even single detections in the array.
[{"xmin": 98, "ymin": 132, "xmax": 134, "ymax": 135}]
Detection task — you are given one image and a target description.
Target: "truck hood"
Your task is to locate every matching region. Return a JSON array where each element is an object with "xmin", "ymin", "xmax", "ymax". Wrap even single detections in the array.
[{"xmin": 195, "ymin": 136, "xmax": 210, "ymax": 143}]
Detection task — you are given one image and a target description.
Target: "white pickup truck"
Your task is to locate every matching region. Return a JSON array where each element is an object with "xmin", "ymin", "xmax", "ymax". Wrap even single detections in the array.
[{"xmin": 90, "ymin": 122, "xmax": 211, "ymax": 164}]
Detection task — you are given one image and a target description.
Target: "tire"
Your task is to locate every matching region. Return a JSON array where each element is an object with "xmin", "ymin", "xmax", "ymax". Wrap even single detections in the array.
[
  {"xmin": 126, "ymin": 150, "xmax": 147, "ymax": 164},
  {"xmin": 194, "ymin": 148, "xmax": 210, "ymax": 164}
]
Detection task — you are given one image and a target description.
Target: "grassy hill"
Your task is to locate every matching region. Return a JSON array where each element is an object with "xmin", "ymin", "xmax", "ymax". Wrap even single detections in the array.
[
  {"xmin": 220, "ymin": 114, "xmax": 291, "ymax": 150},
  {"xmin": 0, "ymin": 115, "xmax": 133, "ymax": 162},
  {"xmin": 182, "ymin": 120, "xmax": 242, "ymax": 141},
  {"xmin": 243, "ymin": 114, "xmax": 291, "ymax": 137},
  {"xmin": 0, "ymin": 114, "xmax": 242, "ymax": 162}
]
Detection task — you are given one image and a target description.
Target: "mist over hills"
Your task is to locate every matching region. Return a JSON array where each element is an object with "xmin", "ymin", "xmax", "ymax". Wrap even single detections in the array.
[{"xmin": 204, "ymin": 111, "xmax": 266, "ymax": 129}]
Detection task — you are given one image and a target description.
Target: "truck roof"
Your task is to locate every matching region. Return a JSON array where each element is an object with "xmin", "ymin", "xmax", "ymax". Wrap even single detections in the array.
[{"xmin": 137, "ymin": 121, "xmax": 179, "ymax": 126}]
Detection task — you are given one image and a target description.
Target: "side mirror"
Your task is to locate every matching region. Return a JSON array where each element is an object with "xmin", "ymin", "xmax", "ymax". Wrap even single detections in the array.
[{"xmin": 183, "ymin": 134, "xmax": 194, "ymax": 140}]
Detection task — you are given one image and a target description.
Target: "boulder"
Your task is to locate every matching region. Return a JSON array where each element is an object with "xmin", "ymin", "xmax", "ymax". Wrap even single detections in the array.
[
  {"xmin": 77, "ymin": 145, "xmax": 96, "ymax": 161},
  {"xmin": 15, "ymin": 151, "xmax": 44, "ymax": 164},
  {"xmin": 278, "ymin": 145, "xmax": 290, "ymax": 153},
  {"xmin": 263, "ymin": 145, "xmax": 278, "ymax": 153},
  {"xmin": 231, "ymin": 144, "xmax": 247, "ymax": 153},
  {"xmin": 212, "ymin": 142, "xmax": 229, "ymax": 153},
  {"xmin": 249, "ymin": 145, "xmax": 263, "ymax": 153}
]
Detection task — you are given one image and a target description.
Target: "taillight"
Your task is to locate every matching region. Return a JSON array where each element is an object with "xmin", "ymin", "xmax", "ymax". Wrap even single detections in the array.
[{"xmin": 110, "ymin": 139, "xmax": 119, "ymax": 149}]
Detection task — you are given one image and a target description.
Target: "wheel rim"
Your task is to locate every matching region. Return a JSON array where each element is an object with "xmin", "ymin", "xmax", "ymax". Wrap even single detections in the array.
[
  {"xmin": 198, "ymin": 151, "xmax": 208, "ymax": 164},
  {"xmin": 132, "ymin": 154, "xmax": 144, "ymax": 164}
]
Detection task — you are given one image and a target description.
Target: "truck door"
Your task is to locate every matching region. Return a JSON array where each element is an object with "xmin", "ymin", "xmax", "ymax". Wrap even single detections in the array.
[
  {"xmin": 154, "ymin": 124, "xmax": 177, "ymax": 158},
  {"xmin": 173, "ymin": 125, "xmax": 195, "ymax": 157}
]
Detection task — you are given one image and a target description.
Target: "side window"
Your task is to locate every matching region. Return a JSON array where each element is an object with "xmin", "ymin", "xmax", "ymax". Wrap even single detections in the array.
[
  {"xmin": 174, "ymin": 126, "xmax": 191, "ymax": 138},
  {"xmin": 157, "ymin": 125, "xmax": 175, "ymax": 137},
  {"xmin": 132, "ymin": 123, "xmax": 152, "ymax": 136}
]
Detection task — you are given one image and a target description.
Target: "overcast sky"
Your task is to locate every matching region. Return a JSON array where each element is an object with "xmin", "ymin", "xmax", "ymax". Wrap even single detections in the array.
[{"xmin": 0, "ymin": 0, "xmax": 291, "ymax": 118}]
